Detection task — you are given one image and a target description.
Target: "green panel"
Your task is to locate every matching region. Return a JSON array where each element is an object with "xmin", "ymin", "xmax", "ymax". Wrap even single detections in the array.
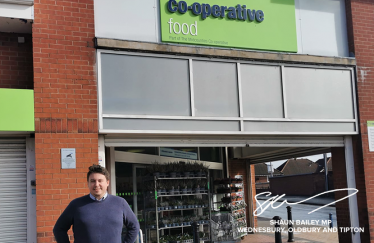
[
  {"xmin": 160, "ymin": 0, "xmax": 297, "ymax": 52},
  {"xmin": 0, "ymin": 89, "xmax": 34, "ymax": 131}
]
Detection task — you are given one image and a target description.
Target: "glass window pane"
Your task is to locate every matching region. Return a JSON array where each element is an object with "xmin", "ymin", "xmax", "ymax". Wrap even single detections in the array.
[
  {"xmin": 160, "ymin": 147, "xmax": 198, "ymax": 160},
  {"xmin": 200, "ymin": 147, "xmax": 222, "ymax": 163},
  {"xmin": 193, "ymin": 61, "xmax": 239, "ymax": 117},
  {"xmin": 241, "ymin": 64, "xmax": 284, "ymax": 118},
  {"xmin": 284, "ymin": 67, "xmax": 354, "ymax": 119},
  {"xmin": 101, "ymin": 54, "xmax": 191, "ymax": 116},
  {"xmin": 115, "ymin": 147, "xmax": 158, "ymax": 155}
]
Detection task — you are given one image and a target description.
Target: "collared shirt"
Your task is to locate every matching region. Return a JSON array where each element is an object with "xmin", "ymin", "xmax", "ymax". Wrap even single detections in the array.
[{"xmin": 89, "ymin": 192, "xmax": 108, "ymax": 201}]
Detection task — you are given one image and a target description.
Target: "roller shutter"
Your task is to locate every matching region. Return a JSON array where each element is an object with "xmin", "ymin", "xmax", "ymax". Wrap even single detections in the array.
[{"xmin": 0, "ymin": 138, "xmax": 27, "ymax": 243}]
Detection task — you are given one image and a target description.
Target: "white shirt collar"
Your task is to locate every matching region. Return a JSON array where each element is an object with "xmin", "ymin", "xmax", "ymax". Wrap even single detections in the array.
[{"xmin": 89, "ymin": 192, "xmax": 108, "ymax": 201}]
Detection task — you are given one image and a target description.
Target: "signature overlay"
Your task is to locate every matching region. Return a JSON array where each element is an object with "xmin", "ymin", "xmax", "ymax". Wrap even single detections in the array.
[{"xmin": 254, "ymin": 188, "xmax": 358, "ymax": 216}]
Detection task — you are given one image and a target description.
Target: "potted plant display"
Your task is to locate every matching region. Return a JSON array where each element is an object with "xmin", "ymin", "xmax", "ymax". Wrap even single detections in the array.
[
  {"xmin": 177, "ymin": 200, "xmax": 183, "ymax": 209},
  {"xmin": 159, "ymin": 202, "xmax": 167, "ymax": 211},
  {"xmin": 161, "ymin": 201, "xmax": 168, "ymax": 210},
  {"xmin": 172, "ymin": 201, "xmax": 179, "ymax": 210},
  {"xmin": 182, "ymin": 216, "xmax": 189, "ymax": 226},
  {"xmin": 200, "ymin": 181, "xmax": 206, "ymax": 192},
  {"xmin": 180, "ymin": 181, "xmax": 188, "ymax": 194},
  {"xmin": 194, "ymin": 183, "xmax": 200, "ymax": 193},
  {"xmin": 159, "ymin": 236, "xmax": 168, "ymax": 243},
  {"xmin": 168, "ymin": 184, "xmax": 175, "ymax": 195},
  {"xmin": 168, "ymin": 235, "xmax": 179, "ymax": 243},
  {"xmin": 194, "ymin": 161, "xmax": 209, "ymax": 177},
  {"xmin": 147, "ymin": 219, "xmax": 156, "ymax": 229},
  {"xmin": 186, "ymin": 180, "xmax": 193, "ymax": 194},
  {"xmin": 183, "ymin": 162, "xmax": 194, "ymax": 177},
  {"xmin": 150, "ymin": 162, "xmax": 162, "ymax": 178},
  {"xmin": 181, "ymin": 233, "xmax": 193, "ymax": 243},
  {"xmin": 175, "ymin": 161, "xmax": 185, "ymax": 177}
]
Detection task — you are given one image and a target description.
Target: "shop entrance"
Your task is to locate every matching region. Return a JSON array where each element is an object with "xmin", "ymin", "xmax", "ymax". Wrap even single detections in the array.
[
  {"xmin": 103, "ymin": 135, "xmax": 361, "ymax": 243},
  {"xmin": 109, "ymin": 147, "xmax": 225, "ymax": 243}
]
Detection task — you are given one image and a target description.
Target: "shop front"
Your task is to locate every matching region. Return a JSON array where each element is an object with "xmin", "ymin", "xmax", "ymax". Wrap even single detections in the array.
[
  {"xmin": 93, "ymin": 0, "xmax": 360, "ymax": 242},
  {"xmin": 95, "ymin": 50, "xmax": 359, "ymax": 243}
]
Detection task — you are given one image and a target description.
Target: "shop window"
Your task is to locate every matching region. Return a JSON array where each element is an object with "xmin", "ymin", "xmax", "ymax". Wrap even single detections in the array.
[
  {"xmin": 115, "ymin": 147, "xmax": 158, "ymax": 156},
  {"xmin": 160, "ymin": 147, "xmax": 198, "ymax": 160},
  {"xmin": 200, "ymin": 147, "xmax": 222, "ymax": 163},
  {"xmin": 192, "ymin": 60, "xmax": 239, "ymax": 117},
  {"xmin": 101, "ymin": 54, "xmax": 191, "ymax": 116},
  {"xmin": 115, "ymin": 147, "xmax": 223, "ymax": 163}
]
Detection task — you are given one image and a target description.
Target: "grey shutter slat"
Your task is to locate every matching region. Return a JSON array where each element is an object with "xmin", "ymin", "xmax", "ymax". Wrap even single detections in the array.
[{"xmin": 0, "ymin": 138, "xmax": 27, "ymax": 243}]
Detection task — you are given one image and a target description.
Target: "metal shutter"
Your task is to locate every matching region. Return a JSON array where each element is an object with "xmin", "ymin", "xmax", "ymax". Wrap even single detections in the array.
[{"xmin": 0, "ymin": 138, "xmax": 27, "ymax": 243}]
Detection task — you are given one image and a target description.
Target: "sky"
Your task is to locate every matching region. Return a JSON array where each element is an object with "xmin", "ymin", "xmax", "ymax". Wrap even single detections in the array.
[{"xmin": 265, "ymin": 153, "xmax": 332, "ymax": 170}]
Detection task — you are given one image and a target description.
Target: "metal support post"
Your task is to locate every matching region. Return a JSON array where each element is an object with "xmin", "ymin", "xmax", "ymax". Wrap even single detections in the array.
[
  {"xmin": 324, "ymin": 154, "xmax": 328, "ymax": 191},
  {"xmin": 273, "ymin": 216, "xmax": 282, "ymax": 243},
  {"xmin": 329, "ymin": 213, "xmax": 333, "ymax": 228},
  {"xmin": 192, "ymin": 222, "xmax": 200, "ymax": 243},
  {"xmin": 286, "ymin": 206, "xmax": 294, "ymax": 242}
]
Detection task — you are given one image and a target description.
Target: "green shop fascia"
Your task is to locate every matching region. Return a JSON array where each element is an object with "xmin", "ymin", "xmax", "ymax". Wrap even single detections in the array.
[{"xmin": 160, "ymin": 0, "xmax": 298, "ymax": 52}]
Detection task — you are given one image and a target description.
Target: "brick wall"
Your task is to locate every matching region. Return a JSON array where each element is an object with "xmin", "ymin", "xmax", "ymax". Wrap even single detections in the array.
[
  {"xmin": 0, "ymin": 32, "xmax": 33, "ymax": 89},
  {"xmin": 229, "ymin": 160, "xmax": 257, "ymax": 228},
  {"xmin": 33, "ymin": 0, "xmax": 97, "ymax": 242},
  {"xmin": 269, "ymin": 173, "xmax": 325, "ymax": 196},
  {"xmin": 347, "ymin": 0, "xmax": 374, "ymax": 242}
]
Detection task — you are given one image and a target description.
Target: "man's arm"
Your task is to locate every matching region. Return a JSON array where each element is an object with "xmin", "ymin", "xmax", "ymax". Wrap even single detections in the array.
[
  {"xmin": 123, "ymin": 200, "xmax": 140, "ymax": 243},
  {"xmin": 53, "ymin": 202, "xmax": 74, "ymax": 243}
]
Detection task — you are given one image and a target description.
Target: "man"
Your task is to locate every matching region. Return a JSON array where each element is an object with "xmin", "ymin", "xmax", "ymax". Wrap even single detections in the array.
[{"xmin": 53, "ymin": 164, "xmax": 140, "ymax": 243}]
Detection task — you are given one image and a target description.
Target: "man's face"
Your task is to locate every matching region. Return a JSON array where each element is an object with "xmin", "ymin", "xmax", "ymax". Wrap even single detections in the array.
[{"xmin": 88, "ymin": 173, "xmax": 109, "ymax": 199}]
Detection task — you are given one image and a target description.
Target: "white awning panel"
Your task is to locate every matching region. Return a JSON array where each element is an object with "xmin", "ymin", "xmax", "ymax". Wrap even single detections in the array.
[{"xmin": 104, "ymin": 135, "xmax": 344, "ymax": 148}]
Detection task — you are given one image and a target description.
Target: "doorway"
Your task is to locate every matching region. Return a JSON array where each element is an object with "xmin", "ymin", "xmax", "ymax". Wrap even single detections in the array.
[{"xmin": 115, "ymin": 163, "xmax": 147, "ymax": 243}]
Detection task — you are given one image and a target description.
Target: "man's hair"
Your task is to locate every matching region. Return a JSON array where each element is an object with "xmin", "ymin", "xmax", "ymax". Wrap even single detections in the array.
[{"xmin": 87, "ymin": 164, "xmax": 110, "ymax": 181}]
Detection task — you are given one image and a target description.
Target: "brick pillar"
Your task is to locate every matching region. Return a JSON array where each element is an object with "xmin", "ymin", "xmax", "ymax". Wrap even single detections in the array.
[
  {"xmin": 33, "ymin": 0, "xmax": 97, "ymax": 242},
  {"xmin": 250, "ymin": 164, "xmax": 258, "ymax": 228},
  {"xmin": 331, "ymin": 147, "xmax": 352, "ymax": 243},
  {"xmin": 346, "ymin": 1, "xmax": 374, "ymax": 242},
  {"xmin": 229, "ymin": 160, "xmax": 257, "ymax": 228},
  {"xmin": 332, "ymin": 144, "xmax": 369, "ymax": 243},
  {"xmin": 0, "ymin": 33, "xmax": 33, "ymax": 89}
]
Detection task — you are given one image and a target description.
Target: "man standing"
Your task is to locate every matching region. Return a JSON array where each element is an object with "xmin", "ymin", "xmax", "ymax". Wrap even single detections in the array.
[{"xmin": 53, "ymin": 164, "xmax": 140, "ymax": 243}]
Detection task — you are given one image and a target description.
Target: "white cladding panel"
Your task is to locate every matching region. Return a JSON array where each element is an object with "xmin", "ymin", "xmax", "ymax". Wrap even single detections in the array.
[
  {"xmin": 295, "ymin": 0, "xmax": 349, "ymax": 57},
  {"xmin": 94, "ymin": 0, "xmax": 159, "ymax": 42},
  {"xmin": 0, "ymin": 138, "xmax": 27, "ymax": 243},
  {"xmin": 95, "ymin": 0, "xmax": 349, "ymax": 57},
  {"xmin": 0, "ymin": 3, "xmax": 33, "ymax": 19}
]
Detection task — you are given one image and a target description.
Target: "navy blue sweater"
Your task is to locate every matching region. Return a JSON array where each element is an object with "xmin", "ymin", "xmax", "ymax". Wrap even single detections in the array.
[{"xmin": 53, "ymin": 194, "xmax": 140, "ymax": 243}]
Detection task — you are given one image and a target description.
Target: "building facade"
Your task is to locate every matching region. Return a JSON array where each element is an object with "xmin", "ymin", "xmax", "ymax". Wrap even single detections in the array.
[{"xmin": 0, "ymin": 0, "xmax": 374, "ymax": 242}]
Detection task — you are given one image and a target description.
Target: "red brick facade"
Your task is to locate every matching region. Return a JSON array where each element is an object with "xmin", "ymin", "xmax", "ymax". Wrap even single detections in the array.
[
  {"xmin": 0, "ymin": 32, "xmax": 33, "ymax": 89},
  {"xmin": 23, "ymin": 0, "xmax": 374, "ymax": 242},
  {"xmin": 347, "ymin": 0, "xmax": 374, "ymax": 242},
  {"xmin": 32, "ymin": 0, "xmax": 97, "ymax": 242}
]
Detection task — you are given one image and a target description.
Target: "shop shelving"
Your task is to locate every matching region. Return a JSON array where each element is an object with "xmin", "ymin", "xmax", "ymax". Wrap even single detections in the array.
[
  {"xmin": 211, "ymin": 175, "xmax": 247, "ymax": 242},
  {"xmin": 144, "ymin": 172, "xmax": 212, "ymax": 243}
]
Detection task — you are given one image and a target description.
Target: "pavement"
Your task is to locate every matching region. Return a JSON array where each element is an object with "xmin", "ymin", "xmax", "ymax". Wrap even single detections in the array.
[
  {"xmin": 240, "ymin": 196, "xmax": 338, "ymax": 243},
  {"xmin": 241, "ymin": 217, "xmax": 338, "ymax": 243},
  {"xmin": 255, "ymin": 195, "xmax": 335, "ymax": 207}
]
